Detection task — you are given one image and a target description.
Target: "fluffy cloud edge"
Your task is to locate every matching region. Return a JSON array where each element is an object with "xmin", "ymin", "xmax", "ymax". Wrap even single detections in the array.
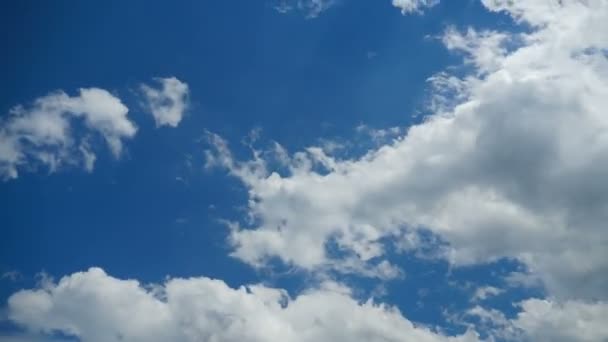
[
  {"xmin": 203, "ymin": 0, "xmax": 608, "ymax": 303},
  {"xmin": 392, "ymin": 0, "xmax": 440, "ymax": 14},
  {"xmin": 0, "ymin": 88, "xmax": 137, "ymax": 180},
  {"xmin": 6, "ymin": 268, "xmax": 607, "ymax": 341},
  {"xmin": 140, "ymin": 77, "xmax": 190, "ymax": 128},
  {"xmin": 467, "ymin": 298, "xmax": 608, "ymax": 342},
  {"xmin": 5, "ymin": 267, "xmax": 480, "ymax": 342}
]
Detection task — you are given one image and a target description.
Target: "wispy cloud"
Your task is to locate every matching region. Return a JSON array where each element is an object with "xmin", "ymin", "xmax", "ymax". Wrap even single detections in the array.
[{"xmin": 273, "ymin": 0, "xmax": 338, "ymax": 18}]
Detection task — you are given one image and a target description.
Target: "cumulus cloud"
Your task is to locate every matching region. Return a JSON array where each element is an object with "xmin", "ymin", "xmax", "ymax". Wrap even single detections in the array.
[
  {"xmin": 5, "ymin": 267, "xmax": 480, "ymax": 342},
  {"xmin": 512, "ymin": 299, "xmax": 608, "ymax": 342},
  {"xmin": 205, "ymin": 0, "xmax": 608, "ymax": 302},
  {"xmin": 4, "ymin": 2, "xmax": 608, "ymax": 342},
  {"xmin": 392, "ymin": 0, "xmax": 439, "ymax": 13},
  {"xmin": 140, "ymin": 77, "xmax": 189, "ymax": 128},
  {"xmin": 467, "ymin": 298, "xmax": 608, "ymax": 342},
  {"xmin": 0, "ymin": 88, "xmax": 137, "ymax": 180}
]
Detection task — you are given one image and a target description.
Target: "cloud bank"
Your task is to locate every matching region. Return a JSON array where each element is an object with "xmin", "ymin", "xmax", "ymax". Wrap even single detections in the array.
[
  {"xmin": 6, "ymin": 268, "xmax": 607, "ymax": 341},
  {"xmin": 6, "ymin": 268, "xmax": 480, "ymax": 342},
  {"xmin": 206, "ymin": 0, "xmax": 608, "ymax": 303}
]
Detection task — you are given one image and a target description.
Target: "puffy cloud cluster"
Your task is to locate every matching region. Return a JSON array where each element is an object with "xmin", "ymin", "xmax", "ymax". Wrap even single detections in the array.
[
  {"xmin": 0, "ymin": 76, "xmax": 188, "ymax": 180},
  {"xmin": 0, "ymin": 88, "xmax": 137, "ymax": 180},
  {"xmin": 512, "ymin": 299, "xmax": 608, "ymax": 342},
  {"xmin": 203, "ymin": 2, "xmax": 608, "ymax": 339},
  {"xmin": 4, "ymin": 1, "xmax": 608, "ymax": 342},
  {"xmin": 206, "ymin": 0, "xmax": 608, "ymax": 303},
  {"xmin": 140, "ymin": 77, "xmax": 189, "ymax": 128},
  {"xmin": 467, "ymin": 298, "xmax": 608, "ymax": 342},
  {"xmin": 7, "ymin": 269, "xmax": 607, "ymax": 342},
  {"xmin": 5, "ymin": 268, "xmax": 480, "ymax": 342}
]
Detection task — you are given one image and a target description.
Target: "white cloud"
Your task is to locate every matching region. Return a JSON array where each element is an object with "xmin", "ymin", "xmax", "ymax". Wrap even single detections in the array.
[
  {"xmin": 512, "ymin": 299, "xmax": 608, "ymax": 342},
  {"xmin": 467, "ymin": 298, "xmax": 608, "ymax": 342},
  {"xmin": 6, "ymin": 267, "xmax": 480, "ymax": 342},
  {"xmin": 140, "ymin": 77, "xmax": 189, "ymax": 128},
  {"xmin": 392, "ymin": 0, "xmax": 439, "ymax": 13},
  {"xmin": 471, "ymin": 286, "xmax": 503, "ymax": 302},
  {"xmin": 441, "ymin": 27, "xmax": 509, "ymax": 75},
  {"xmin": 274, "ymin": 0, "xmax": 337, "ymax": 18},
  {"xmin": 0, "ymin": 88, "xmax": 137, "ymax": 180},
  {"xmin": 205, "ymin": 0, "xmax": 608, "ymax": 301},
  {"xmin": 275, "ymin": 0, "xmax": 438, "ymax": 17}
]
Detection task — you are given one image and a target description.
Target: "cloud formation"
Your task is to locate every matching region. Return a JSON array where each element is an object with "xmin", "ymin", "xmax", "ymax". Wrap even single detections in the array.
[
  {"xmin": 140, "ymin": 77, "xmax": 189, "ymax": 128},
  {"xmin": 275, "ymin": 0, "xmax": 438, "ymax": 17},
  {"xmin": 468, "ymin": 298, "xmax": 608, "ymax": 342},
  {"xmin": 6, "ymin": 268, "xmax": 480, "ymax": 342},
  {"xmin": 511, "ymin": 299, "xmax": 608, "ymax": 342},
  {"xmin": 0, "ymin": 88, "xmax": 137, "ymax": 180},
  {"xmin": 7, "ymin": 268, "xmax": 608, "ymax": 342},
  {"xmin": 392, "ymin": 0, "xmax": 439, "ymax": 13},
  {"xmin": 273, "ymin": 0, "xmax": 337, "ymax": 18},
  {"xmin": 206, "ymin": 0, "xmax": 608, "ymax": 302},
  {"xmin": 4, "ymin": 2, "xmax": 608, "ymax": 342}
]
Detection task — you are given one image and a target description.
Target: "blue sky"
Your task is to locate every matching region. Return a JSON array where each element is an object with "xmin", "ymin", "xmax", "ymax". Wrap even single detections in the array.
[{"xmin": 1, "ymin": 1, "xmax": 607, "ymax": 342}]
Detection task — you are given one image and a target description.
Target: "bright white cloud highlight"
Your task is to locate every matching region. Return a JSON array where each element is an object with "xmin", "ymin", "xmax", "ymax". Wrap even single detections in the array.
[
  {"xmin": 0, "ymin": 88, "xmax": 137, "ymax": 180},
  {"xmin": 205, "ymin": 0, "xmax": 608, "ymax": 302},
  {"xmin": 140, "ymin": 77, "xmax": 189, "ymax": 128},
  {"xmin": 6, "ymin": 268, "xmax": 480, "ymax": 342},
  {"xmin": 392, "ymin": 0, "xmax": 439, "ymax": 13}
]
